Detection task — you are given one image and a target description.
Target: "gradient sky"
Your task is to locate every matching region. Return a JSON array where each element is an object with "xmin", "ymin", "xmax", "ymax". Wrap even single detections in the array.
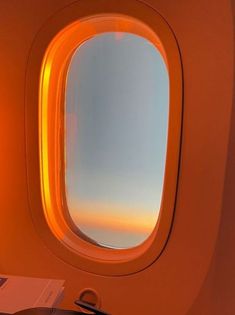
[{"xmin": 65, "ymin": 32, "xmax": 169, "ymax": 249}]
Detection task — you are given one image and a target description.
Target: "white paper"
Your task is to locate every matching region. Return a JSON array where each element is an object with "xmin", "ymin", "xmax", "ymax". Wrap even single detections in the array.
[{"xmin": 0, "ymin": 274, "xmax": 65, "ymax": 313}]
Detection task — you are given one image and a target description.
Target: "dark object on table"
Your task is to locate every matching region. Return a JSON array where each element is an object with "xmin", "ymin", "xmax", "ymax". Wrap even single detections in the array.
[
  {"xmin": 74, "ymin": 300, "xmax": 110, "ymax": 315},
  {"xmin": 0, "ymin": 304, "xmax": 110, "ymax": 315},
  {"xmin": 0, "ymin": 308, "xmax": 84, "ymax": 315}
]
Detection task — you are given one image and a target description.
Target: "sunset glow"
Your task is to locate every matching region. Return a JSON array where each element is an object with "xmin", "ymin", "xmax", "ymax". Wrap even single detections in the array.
[{"xmin": 65, "ymin": 32, "xmax": 169, "ymax": 248}]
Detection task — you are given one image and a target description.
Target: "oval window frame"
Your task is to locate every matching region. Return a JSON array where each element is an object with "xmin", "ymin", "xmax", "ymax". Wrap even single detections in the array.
[{"xmin": 26, "ymin": 0, "xmax": 182, "ymax": 276}]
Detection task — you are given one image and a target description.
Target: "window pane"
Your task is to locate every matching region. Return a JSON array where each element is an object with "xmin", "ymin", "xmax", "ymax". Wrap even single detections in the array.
[{"xmin": 65, "ymin": 32, "xmax": 169, "ymax": 249}]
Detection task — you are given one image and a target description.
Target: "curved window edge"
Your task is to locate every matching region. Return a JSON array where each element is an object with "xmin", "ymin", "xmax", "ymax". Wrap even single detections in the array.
[{"xmin": 25, "ymin": 0, "xmax": 182, "ymax": 276}]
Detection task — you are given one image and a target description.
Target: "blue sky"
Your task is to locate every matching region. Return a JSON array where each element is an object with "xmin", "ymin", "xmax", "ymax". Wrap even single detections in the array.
[{"xmin": 65, "ymin": 32, "xmax": 169, "ymax": 248}]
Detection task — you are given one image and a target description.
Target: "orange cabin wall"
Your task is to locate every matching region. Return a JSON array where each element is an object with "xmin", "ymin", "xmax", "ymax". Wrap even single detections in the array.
[{"xmin": 0, "ymin": 1, "xmax": 234, "ymax": 314}]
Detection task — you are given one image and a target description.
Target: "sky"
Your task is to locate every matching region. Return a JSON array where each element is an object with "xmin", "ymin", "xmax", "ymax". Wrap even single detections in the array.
[{"xmin": 64, "ymin": 32, "xmax": 169, "ymax": 249}]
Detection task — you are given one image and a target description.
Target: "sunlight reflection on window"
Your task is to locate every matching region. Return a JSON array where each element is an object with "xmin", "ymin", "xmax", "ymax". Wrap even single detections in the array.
[{"xmin": 65, "ymin": 32, "xmax": 169, "ymax": 249}]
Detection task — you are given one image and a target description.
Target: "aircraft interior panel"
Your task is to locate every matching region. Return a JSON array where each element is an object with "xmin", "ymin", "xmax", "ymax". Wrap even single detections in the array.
[{"xmin": 0, "ymin": 1, "xmax": 234, "ymax": 314}]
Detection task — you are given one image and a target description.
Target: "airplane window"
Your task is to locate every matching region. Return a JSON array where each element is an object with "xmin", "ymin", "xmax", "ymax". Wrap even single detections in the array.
[{"xmin": 65, "ymin": 32, "xmax": 169, "ymax": 249}]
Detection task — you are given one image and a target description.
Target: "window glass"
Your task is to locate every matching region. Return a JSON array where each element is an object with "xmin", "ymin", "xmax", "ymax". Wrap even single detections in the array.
[{"xmin": 65, "ymin": 32, "xmax": 169, "ymax": 249}]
